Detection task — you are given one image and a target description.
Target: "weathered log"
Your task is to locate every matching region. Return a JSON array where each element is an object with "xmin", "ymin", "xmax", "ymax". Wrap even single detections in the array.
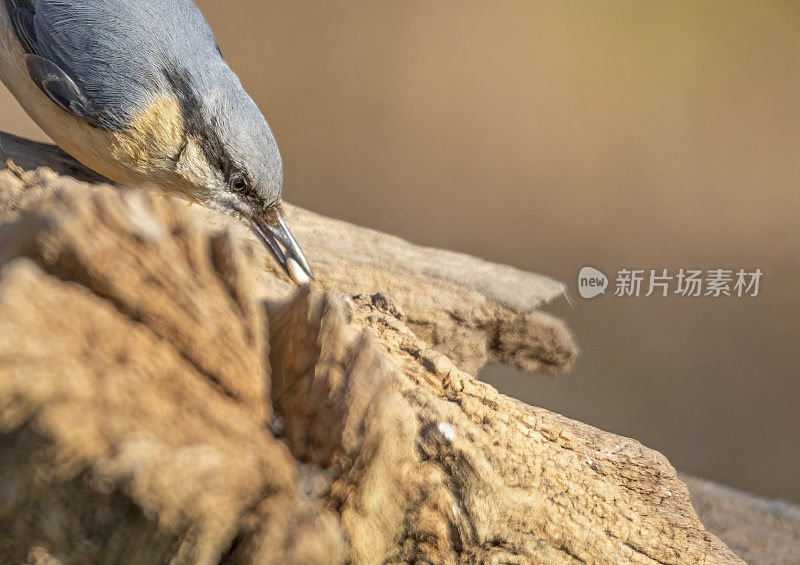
[
  {"xmin": 0, "ymin": 171, "xmax": 741, "ymax": 563},
  {"xmin": 0, "ymin": 131, "xmax": 577, "ymax": 376}
]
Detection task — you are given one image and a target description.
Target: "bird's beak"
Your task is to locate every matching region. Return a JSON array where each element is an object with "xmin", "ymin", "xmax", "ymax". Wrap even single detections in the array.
[{"xmin": 249, "ymin": 210, "xmax": 315, "ymax": 284}]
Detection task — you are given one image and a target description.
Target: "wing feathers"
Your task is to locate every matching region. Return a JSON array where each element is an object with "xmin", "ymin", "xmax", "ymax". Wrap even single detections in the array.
[
  {"xmin": 4, "ymin": 0, "xmax": 37, "ymax": 53},
  {"xmin": 3, "ymin": 0, "xmax": 224, "ymax": 132},
  {"xmin": 25, "ymin": 54, "xmax": 86, "ymax": 112},
  {"xmin": 5, "ymin": 0, "xmax": 108, "ymax": 128}
]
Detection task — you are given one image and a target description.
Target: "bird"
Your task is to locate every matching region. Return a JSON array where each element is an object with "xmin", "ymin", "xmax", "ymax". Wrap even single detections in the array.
[{"xmin": 0, "ymin": 0, "xmax": 313, "ymax": 283}]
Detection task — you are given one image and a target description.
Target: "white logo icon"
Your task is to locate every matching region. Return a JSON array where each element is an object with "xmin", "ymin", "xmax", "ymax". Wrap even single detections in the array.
[{"xmin": 578, "ymin": 266, "xmax": 608, "ymax": 299}]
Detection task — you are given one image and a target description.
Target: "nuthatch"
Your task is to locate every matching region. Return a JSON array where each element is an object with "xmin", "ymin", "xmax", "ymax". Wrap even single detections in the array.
[{"xmin": 0, "ymin": 0, "xmax": 314, "ymax": 283}]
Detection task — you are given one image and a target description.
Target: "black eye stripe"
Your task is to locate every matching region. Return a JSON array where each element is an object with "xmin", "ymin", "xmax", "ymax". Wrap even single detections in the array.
[
  {"xmin": 163, "ymin": 69, "xmax": 264, "ymax": 203},
  {"xmin": 164, "ymin": 68, "xmax": 235, "ymax": 179}
]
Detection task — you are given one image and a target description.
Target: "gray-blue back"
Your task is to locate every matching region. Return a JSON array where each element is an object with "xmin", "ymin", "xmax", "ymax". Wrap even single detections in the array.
[{"xmin": 6, "ymin": 0, "xmax": 229, "ymax": 129}]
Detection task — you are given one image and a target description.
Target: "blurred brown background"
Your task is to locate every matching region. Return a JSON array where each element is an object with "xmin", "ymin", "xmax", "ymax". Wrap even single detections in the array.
[{"xmin": 1, "ymin": 1, "xmax": 798, "ymax": 502}]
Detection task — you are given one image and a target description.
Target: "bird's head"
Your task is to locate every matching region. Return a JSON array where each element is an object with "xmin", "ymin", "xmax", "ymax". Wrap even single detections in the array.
[{"xmin": 169, "ymin": 81, "xmax": 314, "ymax": 283}]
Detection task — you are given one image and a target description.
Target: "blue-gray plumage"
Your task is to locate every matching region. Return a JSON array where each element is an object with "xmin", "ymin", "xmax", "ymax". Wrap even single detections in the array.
[{"xmin": 0, "ymin": 0, "xmax": 313, "ymax": 282}]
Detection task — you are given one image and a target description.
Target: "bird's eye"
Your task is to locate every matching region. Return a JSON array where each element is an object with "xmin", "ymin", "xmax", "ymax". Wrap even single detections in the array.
[{"xmin": 230, "ymin": 175, "xmax": 248, "ymax": 192}]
